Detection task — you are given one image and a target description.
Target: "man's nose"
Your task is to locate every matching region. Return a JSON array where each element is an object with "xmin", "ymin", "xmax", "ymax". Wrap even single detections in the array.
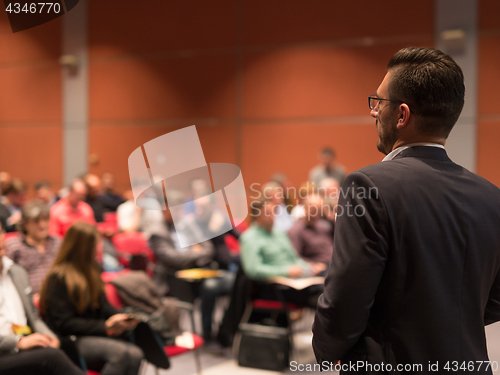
[{"xmin": 370, "ymin": 108, "xmax": 378, "ymax": 118}]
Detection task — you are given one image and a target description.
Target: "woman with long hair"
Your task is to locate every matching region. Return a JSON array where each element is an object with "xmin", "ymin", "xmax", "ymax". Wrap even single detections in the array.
[{"xmin": 39, "ymin": 221, "xmax": 144, "ymax": 375}]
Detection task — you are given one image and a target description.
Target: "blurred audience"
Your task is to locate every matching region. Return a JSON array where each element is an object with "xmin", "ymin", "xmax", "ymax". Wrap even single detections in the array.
[
  {"xmin": 2, "ymin": 179, "xmax": 27, "ymax": 230},
  {"xmin": 309, "ymin": 147, "xmax": 346, "ymax": 187},
  {"xmin": 240, "ymin": 200, "xmax": 324, "ymax": 307},
  {"xmin": 241, "ymin": 200, "xmax": 323, "ymax": 280},
  {"xmin": 0, "ymin": 221, "xmax": 84, "ymax": 375},
  {"xmin": 6, "ymin": 202, "xmax": 61, "ymax": 300},
  {"xmin": 40, "ymin": 222, "xmax": 144, "ymax": 375},
  {"xmin": 262, "ymin": 182, "xmax": 294, "ymax": 232},
  {"xmin": 147, "ymin": 201, "xmax": 232, "ymax": 344},
  {"xmin": 49, "ymin": 179, "xmax": 95, "ymax": 237},
  {"xmin": 117, "ymin": 189, "xmax": 163, "ymax": 233},
  {"xmin": 288, "ymin": 194, "xmax": 333, "ymax": 266},
  {"xmin": 269, "ymin": 173, "xmax": 294, "ymax": 211},
  {"xmin": 290, "ymin": 181, "xmax": 316, "ymax": 221},
  {"xmin": 84, "ymin": 174, "xmax": 105, "ymax": 222},
  {"xmin": 100, "ymin": 172, "xmax": 124, "ymax": 212},
  {"xmin": 34, "ymin": 181, "xmax": 58, "ymax": 207}
]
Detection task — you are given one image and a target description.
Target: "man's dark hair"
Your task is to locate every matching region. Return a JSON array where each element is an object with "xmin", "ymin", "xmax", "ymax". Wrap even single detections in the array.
[
  {"xmin": 34, "ymin": 180, "xmax": 51, "ymax": 191},
  {"xmin": 387, "ymin": 47, "xmax": 465, "ymax": 138},
  {"xmin": 320, "ymin": 147, "xmax": 335, "ymax": 157},
  {"xmin": 4, "ymin": 178, "xmax": 26, "ymax": 195}
]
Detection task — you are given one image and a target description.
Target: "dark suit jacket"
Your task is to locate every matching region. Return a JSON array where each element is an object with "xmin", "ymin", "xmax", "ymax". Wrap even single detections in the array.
[
  {"xmin": 0, "ymin": 263, "xmax": 54, "ymax": 354},
  {"xmin": 313, "ymin": 146, "xmax": 500, "ymax": 374}
]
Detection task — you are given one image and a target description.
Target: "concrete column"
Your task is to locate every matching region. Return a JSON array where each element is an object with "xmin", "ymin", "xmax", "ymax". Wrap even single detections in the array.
[
  {"xmin": 435, "ymin": 0, "xmax": 478, "ymax": 172},
  {"xmin": 61, "ymin": 0, "xmax": 88, "ymax": 186}
]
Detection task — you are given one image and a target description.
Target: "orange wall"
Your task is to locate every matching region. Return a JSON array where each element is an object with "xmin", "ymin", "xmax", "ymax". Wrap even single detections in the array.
[
  {"xmin": 86, "ymin": 0, "xmax": 434, "ymax": 193},
  {"xmin": 478, "ymin": 0, "xmax": 500, "ymax": 187},
  {"xmin": 0, "ymin": 11, "xmax": 62, "ymax": 194},
  {"xmin": 0, "ymin": 0, "xmax": 499, "ymax": 196}
]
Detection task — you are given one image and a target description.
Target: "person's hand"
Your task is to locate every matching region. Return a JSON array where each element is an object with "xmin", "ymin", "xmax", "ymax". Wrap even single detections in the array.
[
  {"xmin": 191, "ymin": 244, "xmax": 204, "ymax": 254},
  {"xmin": 105, "ymin": 314, "xmax": 129, "ymax": 336},
  {"xmin": 288, "ymin": 265, "xmax": 304, "ymax": 278},
  {"xmin": 17, "ymin": 333, "xmax": 52, "ymax": 350},
  {"xmin": 7, "ymin": 210, "xmax": 22, "ymax": 225},
  {"xmin": 311, "ymin": 262, "xmax": 327, "ymax": 276},
  {"xmin": 45, "ymin": 334, "xmax": 60, "ymax": 349}
]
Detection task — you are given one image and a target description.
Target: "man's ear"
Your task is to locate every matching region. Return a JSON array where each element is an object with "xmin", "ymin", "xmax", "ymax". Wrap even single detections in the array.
[{"xmin": 396, "ymin": 103, "xmax": 411, "ymax": 129}]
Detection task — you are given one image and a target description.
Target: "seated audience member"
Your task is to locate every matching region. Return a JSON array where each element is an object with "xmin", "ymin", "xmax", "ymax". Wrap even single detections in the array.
[
  {"xmin": 309, "ymin": 147, "xmax": 347, "ymax": 187},
  {"xmin": 34, "ymin": 181, "xmax": 58, "ymax": 207},
  {"xmin": 177, "ymin": 194, "xmax": 240, "ymax": 270},
  {"xmin": 288, "ymin": 194, "xmax": 333, "ymax": 266},
  {"xmin": 100, "ymin": 172, "xmax": 124, "ymax": 212},
  {"xmin": 0, "ymin": 221, "xmax": 84, "ymax": 375},
  {"xmin": 269, "ymin": 173, "xmax": 295, "ymax": 212},
  {"xmin": 49, "ymin": 179, "xmax": 95, "ymax": 237},
  {"xmin": 117, "ymin": 189, "xmax": 163, "ymax": 233},
  {"xmin": 317, "ymin": 177, "xmax": 340, "ymax": 200},
  {"xmin": 241, "ymin": 200, "xmax": 325, "ymax": 280},
  {"xmin": 2, "ymin": 178, "xmax": 27, "ymax": 231},
  {"xmin": 84, "ymin": 174, "xmax": 105, "ymax": 222},
  {"xmin": 40, "ymin": 222, "xmax": 144, "ymax": 375},
  {"xmin": 290, "ymin": 182, "xmax": 316, "ymax": 221},
  {"xmin": 148, "ymin": 203, "xmax": 229, "ymax": 344},
  {"xmin": 262, "ymin": 182, "xmax": 294, "ymax": 233},
  {"xmin": 240, "ymin": 200, "xmax": 324, "ymax": 307},
  {"xmin": 6, "ymin": 201, "xmax": 61, "ymax": 300}
]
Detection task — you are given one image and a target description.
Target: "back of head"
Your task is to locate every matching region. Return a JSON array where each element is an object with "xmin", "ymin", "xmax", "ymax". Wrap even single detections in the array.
[
  {"xmin": 40, "ymin": 221, "xmax": 103, "ymax": 313},
  {"xmin": 387, "ymin": 47, "xmax": 465, "ymax": 138}
]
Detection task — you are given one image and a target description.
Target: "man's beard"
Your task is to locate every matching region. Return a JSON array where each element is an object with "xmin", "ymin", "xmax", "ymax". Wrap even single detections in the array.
[{"xmin": 376, "ymin": 118, "xmax": 398, "ymax": 155}]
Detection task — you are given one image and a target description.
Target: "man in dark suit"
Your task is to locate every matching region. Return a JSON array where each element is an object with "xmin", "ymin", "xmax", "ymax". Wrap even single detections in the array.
[
  {"xmin": 0, "ymin": 221, "xmax": 84, "ymax": 375},
  {"xmin": 312, "ymin": 47, "xmax": 500, "ymax": 374}
]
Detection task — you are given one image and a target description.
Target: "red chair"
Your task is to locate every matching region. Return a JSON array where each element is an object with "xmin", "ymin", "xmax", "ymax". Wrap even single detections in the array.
[
  {"xmin": 104, "ymin": 281, "xmax": 204, "ymax": 375},
  {"xmin": 112, "ymin": 232, "xmax": 155, "ymax": 267}
]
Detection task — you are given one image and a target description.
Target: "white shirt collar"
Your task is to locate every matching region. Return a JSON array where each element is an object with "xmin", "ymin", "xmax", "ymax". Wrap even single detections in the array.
[
  {"xmin": 1, "ymin": 256, "xmax": 13, "ymax": 277},
  {"xmin": 382, "ymin": 143, "xmax": 445, "ymax": 162}
]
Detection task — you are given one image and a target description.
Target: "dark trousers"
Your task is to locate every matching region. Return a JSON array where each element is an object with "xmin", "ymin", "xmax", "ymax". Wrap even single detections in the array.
[{"xmin": 0, "ymin": 347, "xmax": 84, "ymax": 375}]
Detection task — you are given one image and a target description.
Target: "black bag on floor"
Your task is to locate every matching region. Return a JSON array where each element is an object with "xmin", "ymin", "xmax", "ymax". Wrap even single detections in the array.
[{"xmin": 236, "ymin": 323, "xmax": 290, "ymax": 371}]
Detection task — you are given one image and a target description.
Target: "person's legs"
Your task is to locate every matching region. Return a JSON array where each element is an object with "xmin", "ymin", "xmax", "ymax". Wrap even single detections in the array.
[
  {"xmin": 200, "ymin": 272, "xmax": 235, "ymax": 341},
  {"xmin": 0, "ymin": 347, "xmax": 84, "ymax": 375},
  {"xmin": 76, "ymin": 336, "xmax": 144, "ymax": 375}
]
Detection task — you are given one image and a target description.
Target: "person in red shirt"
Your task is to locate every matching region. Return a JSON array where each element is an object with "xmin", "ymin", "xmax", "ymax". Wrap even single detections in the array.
[{"xmin": 49, "ymin": 179, "xmax": 95, "ymax": 238}]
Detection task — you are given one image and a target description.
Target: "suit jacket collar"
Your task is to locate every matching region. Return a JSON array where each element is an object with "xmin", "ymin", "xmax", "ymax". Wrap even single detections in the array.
[{"xmin": 392, "ymin": 145, "xmax": 451, "ymax": 162}]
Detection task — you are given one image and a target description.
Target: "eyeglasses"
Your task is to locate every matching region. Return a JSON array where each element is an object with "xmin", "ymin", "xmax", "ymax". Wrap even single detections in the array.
[{"xmin": 368, "ymin": 95, "xmax": 403, "ymax": 111}]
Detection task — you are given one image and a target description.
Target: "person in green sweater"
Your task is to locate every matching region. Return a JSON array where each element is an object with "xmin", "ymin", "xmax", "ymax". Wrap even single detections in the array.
[{"xmin": 240, "ymin": 199, "xmax": 325, "ymax": 307}]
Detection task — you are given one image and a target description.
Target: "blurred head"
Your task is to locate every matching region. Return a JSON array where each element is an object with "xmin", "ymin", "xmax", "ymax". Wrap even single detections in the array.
[
  {"xmin": 190, "ymin": 178, "xmax": 210, "ymax": 198},
  {"xmin": 304, "ymin": 194, "xmax": 324, "ymax": 223},
  {"xmin": 101, "ymin": 172, "xmax": 114, "ymax": 192},
  {"xmin": 84, "ymin": 174, "xmax": 102, "ymax": 199},
  {"xmin": 262, "ymin": 181, "xmax": 283, "ymax": 205},
  {"xmin": 34, "ymin": 181, "xmax": 53, "ymax": 205},
  {"xmin": 20, "ymin": 201, "xmax": 50, "ymax": 240},
  {"xmin": 40, "ymin": 221, "xmax": 103, "ymax": 314},
  {"xmin": 319, "ymin": 147, "xmax": 335, "ymax": 168},
  {"xmin": 251, "ymin": 199, "xmax": 274, "ymax": 232},
  {"xmin": 0, "ymin": 172, "xmax": 12, "ymax": 196},
  {"xmin": 5, "ymin": 178, "xmax": 27, "ymax": 208},
  {"xmin": 318, "ymin": 178, "xmax": 340, "ymax": 199},
  {"xmin": 194, "ymin": 195, "xmax": 214, "ymax": 222},
  {"xmin": 66, "ymin": 179, "xmax": 87, "ymax": 208}
]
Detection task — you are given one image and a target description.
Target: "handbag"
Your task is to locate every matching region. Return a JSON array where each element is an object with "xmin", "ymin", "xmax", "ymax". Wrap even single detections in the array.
[{"xmin": 236, "ymin": 322, "xmax": 290, "ymax": 371}]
